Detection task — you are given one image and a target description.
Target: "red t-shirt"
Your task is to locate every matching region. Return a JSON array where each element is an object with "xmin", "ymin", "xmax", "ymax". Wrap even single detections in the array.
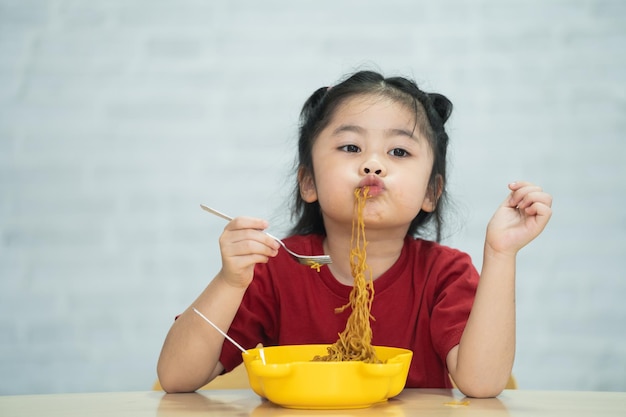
[{"xmin": 219, "ymin": 234, "xmax": 479, "ymax": 388}]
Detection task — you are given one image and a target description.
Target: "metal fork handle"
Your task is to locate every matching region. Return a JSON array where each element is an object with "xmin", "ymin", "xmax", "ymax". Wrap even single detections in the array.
[
  {"xmin": 200, "ymin": 205, "xmax": 233, "ymax": 222},
  {"xmin": 264, "ymin": 232, "xmax": 294, "ymax": 254},
  {"xmin": 200, "ymin": 204, "xmax": 285, "ymax": 247},
  {"xmin": 200, "ymin": 204, "xmax": 332, "ymax": 265}
]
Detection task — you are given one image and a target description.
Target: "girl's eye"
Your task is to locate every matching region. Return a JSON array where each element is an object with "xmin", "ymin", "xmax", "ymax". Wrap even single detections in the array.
[
  {"xmin": 389, "ymin": 148, "xmax": 410, "ymax": 157},
  {"xmin": 340, "ymin": 144, "xmax": 360, "ymax": 153}
]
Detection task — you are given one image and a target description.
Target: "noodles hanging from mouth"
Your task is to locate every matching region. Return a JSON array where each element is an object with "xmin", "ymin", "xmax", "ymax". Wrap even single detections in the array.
[{"xmin": 312, "ymin": 186, "xmax": 383, "ymax": 364}]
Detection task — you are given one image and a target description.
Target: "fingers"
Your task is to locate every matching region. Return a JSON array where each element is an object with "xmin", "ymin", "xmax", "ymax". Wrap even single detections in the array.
[
  {"xmin": 507, "ymin": 181, "xmax": 553, "ymax": 212},
  {"xmin": 522, "ymin": 199, "xmax": 552, "ymax": 217},
  {"xmin": 506, "ymin": 181, "xmax": 553, "ymax": 235},
  {"xmin": 217, "ymin": 217, "xmax": 281, "ymax": 288},
  {"xmin": 488, "ymin": 181, "xmax": 553, "ymax": 254},
  {"xmin": 219, "ymin": 216, "xmax": 280, "ymax": 261}
]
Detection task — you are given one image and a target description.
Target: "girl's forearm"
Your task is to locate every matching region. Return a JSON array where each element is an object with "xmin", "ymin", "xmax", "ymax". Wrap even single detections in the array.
[
  {"xmin": 156, "ymin": 272, "xmax": 247, "ymax": 393},
  {"xmin": 450, "ymin": 244, "xmax": 517, "ymax": 398}
]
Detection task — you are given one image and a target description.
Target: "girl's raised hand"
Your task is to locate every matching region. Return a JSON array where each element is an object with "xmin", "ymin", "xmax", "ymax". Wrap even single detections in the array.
[
  {"xmin": 486, "ymin": 181, "xmax": 553, "ymax": 256},
  {"xmin": 216, "ymin": 217, "xmax": 280, "ymax": 288}
]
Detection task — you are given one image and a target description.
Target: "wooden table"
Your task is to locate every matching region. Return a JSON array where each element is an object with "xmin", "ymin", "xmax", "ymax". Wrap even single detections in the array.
[{"xmin": 1, "ymin": 389, "xmax": 625, "ymax": 416}]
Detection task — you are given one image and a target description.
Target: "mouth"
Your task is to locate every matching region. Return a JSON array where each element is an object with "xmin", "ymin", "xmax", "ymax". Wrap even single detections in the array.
[{"xmin": 357, "ymin": 175, "xmax": 385, "ymax": 197}]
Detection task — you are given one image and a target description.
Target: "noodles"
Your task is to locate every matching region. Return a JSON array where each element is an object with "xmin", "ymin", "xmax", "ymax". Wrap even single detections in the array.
[
  {"xmin": 309, "ymin": 261, "xmax": 322, "ymax": 272},
  {"xmin": 313, "ymin": 186, "xmax": 383, "ymax": 364}
]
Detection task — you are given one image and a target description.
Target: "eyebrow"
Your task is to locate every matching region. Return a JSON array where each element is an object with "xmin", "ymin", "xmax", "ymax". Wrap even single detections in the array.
[{"xmin": 332, "ymin": 124, "xmax": 417, "ymax": 140}]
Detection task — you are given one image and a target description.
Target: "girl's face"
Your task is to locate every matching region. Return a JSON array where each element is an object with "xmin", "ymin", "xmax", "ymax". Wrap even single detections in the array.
[{"xmin": 299, "ymin": 94, "xmax": 437, "ymax": 235}]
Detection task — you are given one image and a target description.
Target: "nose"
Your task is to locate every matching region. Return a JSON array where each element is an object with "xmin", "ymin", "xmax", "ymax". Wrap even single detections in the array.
[
  {"xmin": 364, "ymin": 167, "xmax": 382, "ymax": 175},
  {"xmin": 361, "ymin": 158, "xmax": 385, "ymax": 176}
]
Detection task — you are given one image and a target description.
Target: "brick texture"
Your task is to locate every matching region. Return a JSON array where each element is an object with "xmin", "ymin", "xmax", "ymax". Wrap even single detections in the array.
[{"xmin": 1, "ymin": 0, "xmax": 625, "ymax": 394}]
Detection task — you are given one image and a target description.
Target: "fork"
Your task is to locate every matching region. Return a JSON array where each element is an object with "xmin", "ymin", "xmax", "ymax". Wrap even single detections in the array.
[
  {"xmin": 200, "ymin": 204, "xmax": 332, "ymax": 267},
  {"xmin": 192, "ymin": 307, "xmax": 266, "ymax": 365}
]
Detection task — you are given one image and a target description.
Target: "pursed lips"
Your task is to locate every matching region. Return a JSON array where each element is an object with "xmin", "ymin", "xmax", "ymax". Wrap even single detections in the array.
[{"xmin": 357, "ymin": 175, "xmax": 385, "ymax": 197}]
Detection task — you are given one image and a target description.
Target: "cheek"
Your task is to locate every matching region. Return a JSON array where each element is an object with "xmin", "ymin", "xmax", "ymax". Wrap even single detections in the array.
[
  {"xmin": 313, "ymin": 170, "xmax": 352, "ymax": 212},
  {"xmin": 313, "ymin": 175, "xmax": 338, "ymax": 205},
  {"xmin": 394, "ymin": 177, "xmax": 431, "ymax": 209},
  {"xmin": 311, "ymin": 156, "xmax": 344, "ymax": 189}
]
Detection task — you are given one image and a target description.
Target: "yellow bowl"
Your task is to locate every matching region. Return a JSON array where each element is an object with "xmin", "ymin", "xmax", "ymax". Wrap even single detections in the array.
[{"xmin": 242, "ymin": 344, "xmax": 412, "ymax": 409}]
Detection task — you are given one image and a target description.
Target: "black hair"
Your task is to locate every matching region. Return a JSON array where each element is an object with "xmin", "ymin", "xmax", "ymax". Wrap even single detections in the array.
[{"xmin": 289, "ymin": 70, "xmax": 453, "ymax": 241}]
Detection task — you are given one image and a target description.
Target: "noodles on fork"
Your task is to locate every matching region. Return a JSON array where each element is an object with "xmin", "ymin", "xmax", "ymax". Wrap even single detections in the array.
[{"xmin": 313, "ymin": 186, "xmax": 382, "ymax": 364}]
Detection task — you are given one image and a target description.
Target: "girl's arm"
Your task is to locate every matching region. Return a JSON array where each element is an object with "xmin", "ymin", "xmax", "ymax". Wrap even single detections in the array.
[
  {"xmin": 447, "ymin": 181, "xmax": 553, "ymax": 398},
  {"xmin": 156, "ymin": 217, "xmax": 279, "ymax": 393}
]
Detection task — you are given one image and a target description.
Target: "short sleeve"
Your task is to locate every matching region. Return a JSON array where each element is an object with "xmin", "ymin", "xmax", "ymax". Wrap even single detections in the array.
[{"xmin": 429, "ymin": 248, "xmax": 479, "ymax": 363}]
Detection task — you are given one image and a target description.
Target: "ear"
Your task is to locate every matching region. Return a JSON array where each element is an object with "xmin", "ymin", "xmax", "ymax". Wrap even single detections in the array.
[
  {"xmin": 421, "ymin": 175, "xmax": 443, "ymax": 213},
  {"xmin": 298, "ymin": 166, "xmax": 318, "ymax": 203}
]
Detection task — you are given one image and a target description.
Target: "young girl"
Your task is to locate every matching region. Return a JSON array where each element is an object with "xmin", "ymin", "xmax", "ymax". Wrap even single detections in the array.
[{"xmin": 157, "ymin": 70, "xmax": 552, "ymax": 398}]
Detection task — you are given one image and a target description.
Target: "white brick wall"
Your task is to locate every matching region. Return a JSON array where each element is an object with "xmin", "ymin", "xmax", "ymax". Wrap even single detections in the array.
[{"xmin": 1, "ymin": 0, "xmax": 625, "ymax": 394}]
